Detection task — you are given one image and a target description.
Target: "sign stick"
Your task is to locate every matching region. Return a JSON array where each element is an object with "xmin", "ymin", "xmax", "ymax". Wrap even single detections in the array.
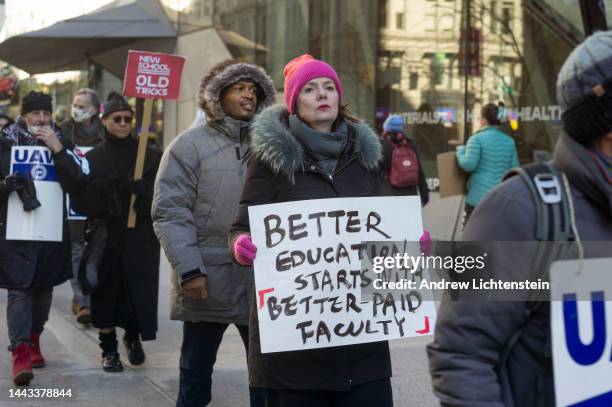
[{"xmin": 127, "ymin": 98, "xmax": 153, "ymax": 228}]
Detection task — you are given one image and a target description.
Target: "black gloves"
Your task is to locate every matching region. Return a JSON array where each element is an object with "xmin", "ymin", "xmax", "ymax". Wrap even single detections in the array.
[
  {"xmin": 0, "ymin": 173, "xmax": 41, "ymax": 211},
  {"xmin": 124, "ymin": 179, "xmax": 149, "ymax": 196},
  {"xmin": 126, "ymin": 179, "xmax": 150, "ymax": 217},
  {"xmin": 2, "ymin": 173, "xmax": 25, "ymax": 193}
]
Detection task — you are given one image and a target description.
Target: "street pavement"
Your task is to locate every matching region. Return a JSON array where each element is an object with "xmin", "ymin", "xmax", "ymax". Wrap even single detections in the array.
[{"xmin": 0, "ymin": 253, "xmax": 438, "ymax": 407}]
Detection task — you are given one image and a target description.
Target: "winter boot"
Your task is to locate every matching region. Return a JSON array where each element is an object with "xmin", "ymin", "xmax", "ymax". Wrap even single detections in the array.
[
  {"xmin": 12, "ymin": 343, "xmax": 33, "ymax": 386},
  {"xmin": 101, "ymin": 351, "xmax": 123, "ymax": 372},
  {"xmin": 123, "ymin": 333, "xmax": 145, "ymax": 366},
  {"xmin": 30, "ymin": 332, "xmax": 45, "ymax": 368},
  {"xmin": 99, "ymin": 331, "xmax": 123, "ymax": 373}
]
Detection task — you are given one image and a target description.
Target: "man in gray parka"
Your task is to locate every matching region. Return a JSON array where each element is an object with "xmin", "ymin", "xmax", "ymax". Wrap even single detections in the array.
[
  {"xmin": 152, "ymin": 60, "xmax": 275, "ymax": 407},
  {"xmin": 427, "ymin": 32, "xmax": 612, "ymax": 406}
]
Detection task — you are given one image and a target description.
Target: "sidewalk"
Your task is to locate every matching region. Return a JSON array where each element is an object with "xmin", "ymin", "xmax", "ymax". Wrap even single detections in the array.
[{"xmin": 0, "ymin": 254, "xmax": 438, "ymax": 407}]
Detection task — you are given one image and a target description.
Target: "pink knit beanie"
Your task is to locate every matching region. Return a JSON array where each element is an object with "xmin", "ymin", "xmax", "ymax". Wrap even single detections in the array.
[{"xmin": 283, "ymin": 54, "xmax": 343, "ymax": 114}]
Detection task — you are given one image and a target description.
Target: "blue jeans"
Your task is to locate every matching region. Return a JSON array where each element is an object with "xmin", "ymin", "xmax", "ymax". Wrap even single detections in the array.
[{"xmin": 176, "ymin": 321, "xmax": 265, "ymax": 407}]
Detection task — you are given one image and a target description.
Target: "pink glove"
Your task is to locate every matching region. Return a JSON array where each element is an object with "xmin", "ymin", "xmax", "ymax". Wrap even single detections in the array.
[
  {"xmin": 419, "ymin": 230, "xmax": 432, "ymax": 256},
  {"xmin": 234, "ymin": 234, "xmax": 257, "ymax": 266}
]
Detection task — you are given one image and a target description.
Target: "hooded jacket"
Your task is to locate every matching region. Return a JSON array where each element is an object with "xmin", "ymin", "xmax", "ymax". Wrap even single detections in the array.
[
  {"xmin": 229, "ymin": 104, "xmax": 391, "ymax": 391},
  {"xmin": 152, "ymin": 60, "xmax": 276, "ymax": 324},
  {"xmin": 427, "ymin": 132, "xmax": 612, "ymax": 407}
]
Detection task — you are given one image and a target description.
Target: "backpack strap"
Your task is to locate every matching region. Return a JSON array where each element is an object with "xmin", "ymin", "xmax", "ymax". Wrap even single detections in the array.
[
  {"xmin": 503, "ymin": 162, "xmax": 574, "ymax": 242},
  {"xmin": 496, "ymin": 162, "xmax": 575, "ymax": 401}
]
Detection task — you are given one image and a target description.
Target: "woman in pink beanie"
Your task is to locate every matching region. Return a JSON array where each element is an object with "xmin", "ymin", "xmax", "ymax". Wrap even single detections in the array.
[{"xmin": 227, "ymin": 54, "xmax": 396, "ymax": 406}]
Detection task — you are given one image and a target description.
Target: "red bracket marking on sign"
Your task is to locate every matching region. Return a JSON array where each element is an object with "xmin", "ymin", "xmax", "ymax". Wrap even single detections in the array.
[
  {"xmin": 416, "ymin": 316, "xmax": 430, "ymax": 335},
  {"xmin": 258, "ymin": 288, "xmax": 275, "ymax": 309}
]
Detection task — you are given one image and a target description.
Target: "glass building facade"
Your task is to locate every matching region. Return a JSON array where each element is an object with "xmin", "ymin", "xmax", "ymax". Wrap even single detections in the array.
[{"xmin": 168, "ymin": 0, "xmax": 609, "ymax": 186}]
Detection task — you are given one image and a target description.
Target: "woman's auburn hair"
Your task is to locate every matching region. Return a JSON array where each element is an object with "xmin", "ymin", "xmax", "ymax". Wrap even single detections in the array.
[{"xmin": 334, "ymin": 104, "xmax": 360, "ymax": 128}]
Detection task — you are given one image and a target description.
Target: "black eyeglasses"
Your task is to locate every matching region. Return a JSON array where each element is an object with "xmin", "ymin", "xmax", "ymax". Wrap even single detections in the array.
[{"xmin": 112, "ymin": 115, "xmax": 133, "ymax": 124}]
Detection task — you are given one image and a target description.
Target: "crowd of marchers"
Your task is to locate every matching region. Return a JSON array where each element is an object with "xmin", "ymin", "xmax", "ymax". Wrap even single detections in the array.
[{"xmin": 0, "ymin": 30, "xmax": 611, "ymax": 407}]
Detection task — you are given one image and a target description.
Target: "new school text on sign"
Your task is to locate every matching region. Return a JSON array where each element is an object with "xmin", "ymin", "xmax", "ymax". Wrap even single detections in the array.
[
  {"xmin": 6, "ymin": 146, "xmax": 63, "ymax": 241},
  {"xmin": 122, "ymin": 50, "xmax": 185, "ymax": 99},
  {"xmin": 248, "ymin": 196, "xmax": 436, "ymax": 353}
]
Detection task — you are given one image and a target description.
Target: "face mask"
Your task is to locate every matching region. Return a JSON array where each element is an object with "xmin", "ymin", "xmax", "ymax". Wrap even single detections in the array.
[
  {"xmin": 28, "ymin": 125, "xmax": 48, "ymax": 134},
  {"xmin": 71, "ymin": 107, "xmax": 94, "ymax": 123}
]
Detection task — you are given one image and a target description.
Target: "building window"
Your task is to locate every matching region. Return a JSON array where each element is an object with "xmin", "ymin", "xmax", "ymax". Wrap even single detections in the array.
[
  {"xmin": 409, "ymin": 72, "xmax": 419, "ymax": 90},
  {"xmin": 501, "ymin": 2, "xmax": 513, "ymax": 34},
  {"xmin": 379, "ymin": 0, "xmax": 388, "ymax": 28},
  {"xmin": 440, "ymin": 14, "xmax": 454, "ymax": 31},
  {"xmin": 396, "ymin": 12, "xmax": 404, "ymax": 29},
  {"xmin": 490, "ymin": 1, "xmax": 498, "ymax": 33}
]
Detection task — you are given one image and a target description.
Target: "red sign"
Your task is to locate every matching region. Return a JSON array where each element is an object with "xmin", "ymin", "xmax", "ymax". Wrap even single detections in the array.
[{"xmin": 123, "ymin": 50, "xmax": 185, "ymax": 99}]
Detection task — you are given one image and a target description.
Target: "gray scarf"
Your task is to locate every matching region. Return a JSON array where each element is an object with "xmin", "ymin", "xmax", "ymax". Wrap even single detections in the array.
[{"xmin": 289, "ymin": 115, "xmax": 348, "ymax": 176}]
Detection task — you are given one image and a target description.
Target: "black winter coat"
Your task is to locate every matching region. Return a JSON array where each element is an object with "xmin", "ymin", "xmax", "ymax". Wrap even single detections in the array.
[
  {"xmin": 72, "ymin": 132, "xmax": 161, "ymax": 340},
  {"xmin": 230, "ymin": 105, "xmax": 392, "ymax": 391},
  {"xmin": 0, "ymin": 121, "xmax": 87, "ymax": 289}
]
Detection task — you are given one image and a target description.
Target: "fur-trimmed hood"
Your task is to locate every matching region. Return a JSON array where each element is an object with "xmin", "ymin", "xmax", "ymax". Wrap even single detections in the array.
[
  {"xmin": 250, "ymin": 104, "xmax": 382, "ymax": 178},
  {"xmin": 198, "ymin": 60, "xmax": 276, "ymax": 121}
]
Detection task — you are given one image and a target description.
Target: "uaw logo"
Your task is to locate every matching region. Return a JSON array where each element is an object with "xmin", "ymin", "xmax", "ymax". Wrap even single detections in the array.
[
  {"xmin": 11, "ymin": 147, "xmax": 58, "ymax": 182},
  {"xmin": 30, "ymin": 163, "xmax": 48, "ymax": 180}
]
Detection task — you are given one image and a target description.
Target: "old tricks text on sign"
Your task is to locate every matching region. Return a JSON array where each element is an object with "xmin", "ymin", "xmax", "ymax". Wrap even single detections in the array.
[{"xmin": 122, "ymin": 50, "xmax": 185, "ymax": 99}]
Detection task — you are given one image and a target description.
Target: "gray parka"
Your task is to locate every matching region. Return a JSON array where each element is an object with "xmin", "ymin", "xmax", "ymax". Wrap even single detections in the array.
[
  {"xmin": 153, "ymin": 118, "xmax": 253, "ymax": 324},
  {"xmin": 152, "ymin": 60, "xmax": 276, "ymax": 324},
  {"xmin": 427, "ymin": 133, "xmax": 612, "ymax": 407}
]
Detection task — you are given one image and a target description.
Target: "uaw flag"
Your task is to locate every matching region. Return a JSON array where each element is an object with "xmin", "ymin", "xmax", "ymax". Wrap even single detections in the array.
[{"xmin": 6, "ymin": 146, "xmax": 63, "ymax": 241}]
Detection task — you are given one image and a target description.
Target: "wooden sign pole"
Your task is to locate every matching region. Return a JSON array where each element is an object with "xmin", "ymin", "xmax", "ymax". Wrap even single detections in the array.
[{"xmin": 127, "ymin": 98, "xmax": 154, "ymax": 228}]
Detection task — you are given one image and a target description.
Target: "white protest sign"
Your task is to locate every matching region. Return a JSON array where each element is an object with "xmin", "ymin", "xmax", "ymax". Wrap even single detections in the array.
[
  {"xmin": 6, "ymin": 146, "xmax": 63, "ymax": 241},
  {"xmin": 66, "ymin": 146, "xmax": 92, "ymax": 221},
  {"xmin": 551, "ymin": 258, "xmax": 612, "ymax": 406},
  {"xmin": 249, "ymin": 196, "xmax": 436, "ymax": 353}
]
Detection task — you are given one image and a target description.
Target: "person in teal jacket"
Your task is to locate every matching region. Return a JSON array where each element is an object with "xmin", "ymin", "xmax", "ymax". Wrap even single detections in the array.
[{"xmin": 456, "ymin": 103, "xmax": 519, "ymax": 222}]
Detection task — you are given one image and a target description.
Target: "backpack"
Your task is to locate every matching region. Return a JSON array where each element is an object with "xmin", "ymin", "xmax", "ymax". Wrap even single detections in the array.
[
  {"xmin": 383, "ymin": 133, "xmax": 419, "ymax": 188},
  {"xmin": 496, "ymin": 162, "xmax": 576, "ymax": 407}
]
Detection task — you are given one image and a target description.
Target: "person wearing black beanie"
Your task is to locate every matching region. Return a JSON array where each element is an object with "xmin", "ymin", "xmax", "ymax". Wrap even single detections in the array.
[
  {"xmin": 101, "ymin": 91, "xmax": 133, "ymax": 118},
  {"xmin": 70, "ymin": 90, "xmax": 161, "ymax": 374},
  {"xmin": 0, "ymin": 89, "xmax": 92, "ymax": 386}
]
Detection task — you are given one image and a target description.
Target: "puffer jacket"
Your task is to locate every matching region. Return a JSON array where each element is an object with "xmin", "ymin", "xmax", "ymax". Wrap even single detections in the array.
[
  {"xmin": 229, "ymin": 105, "xmax": 392, "ymax": 391},
  {"xmin": 456, "ymin": 126, "xmax": 519, "ymax": 206},
  {"xmin": 152, "ymin": 60, "xmax": 276, "ymax": 325},
  {"xmin": 153, "ymin": 117, "xmax": 255, "ymax": 324},
  {"xmin": 427, "ymin": 132, "xmax": 612, "ymax": 407}
]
